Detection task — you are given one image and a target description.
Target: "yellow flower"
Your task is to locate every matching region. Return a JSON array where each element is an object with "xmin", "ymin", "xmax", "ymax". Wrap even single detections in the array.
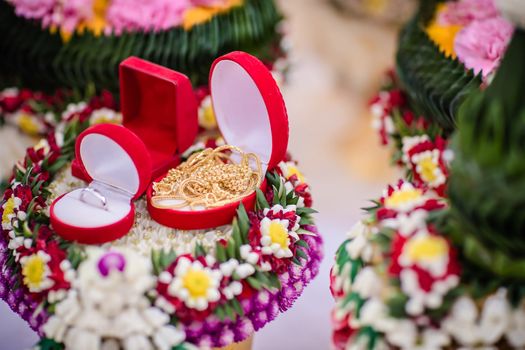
[
  {"xmin": 198, "ymin": 97, "xmax": 217, "ymax": 130},
  {"xmin": 260, "ymin": 218, "xmax": 294, "ymax": 258},
  {"xmin": 384, "ymin": 187, "xmax": 423, "ymax": 210},
  {"xmin": 183, "ymin": 269, "xmax": 212, "ymax": 298},
  {"xmin": 21, "ymin": 252, "xmax": 54, "ymax": 293},
  {"xmin": 183, "ymin": 0, "xmax": 243, "ymax": 30},
  {"xmin": 279, "ymin": 162, "xmax": 306, "ymax": 183},
  {"xmin": 17, "ymin": 113, "xmax": 41, "ymax": 136},
  {"xmin": 417, "ymin": 155, "xmax": 439, "ymax": 183},
  {"xmin": 405, "ymin": 235, "xmax": 449, "ymax": 263},
  {"xmin": 2, "ymin": 198, "xmax": 15, "ymax": 225},
  {"xmin": 426, "ymin": 4, "xmax": 462, "ymax": 58},
  {"xmin": 268, "ymin": 221, "xmax": 290, "ymax": 249}
]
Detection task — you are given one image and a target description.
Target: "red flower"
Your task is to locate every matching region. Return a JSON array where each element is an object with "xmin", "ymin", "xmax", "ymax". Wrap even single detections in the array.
[
  {"xmin": 18, "ymin": 239, "xmax": 71, "ymax": 301},
  {"xmin": 331, "ymin": 310, "xmax": 356, "ymax": 350}
]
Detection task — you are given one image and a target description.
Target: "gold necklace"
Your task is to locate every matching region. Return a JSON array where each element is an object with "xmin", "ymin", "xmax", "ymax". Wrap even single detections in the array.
[{"xmin": 151, "ymin": 145, "xmax": 262, "ymax": 209}]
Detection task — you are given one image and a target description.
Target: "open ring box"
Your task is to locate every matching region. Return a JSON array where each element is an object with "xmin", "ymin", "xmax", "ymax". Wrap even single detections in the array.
[
  {"xmin": 50, "ymin": 57, "xmax": 198, "ymax": 244},
  {"xmin": 147, "ymin": 51, "xmax": 290, "ymax": 230}
]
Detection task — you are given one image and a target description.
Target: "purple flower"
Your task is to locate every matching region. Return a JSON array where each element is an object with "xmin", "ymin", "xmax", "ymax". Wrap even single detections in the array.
[
  {"xmin": 251, "ymin": 310, "xmax": 268, "ymax": 330},
  {"xmin": 455, "ymin": 17, "xmax": 514, "ymax": 78},
  {"xmin": 217, "ymin": 328, "xmax": 235, "ymax": 347},
  {"xmin": 97, "ymin": 251, "xmax": 126, "ymax": 277},
  {"xmin": 233, "ymin": 318, "xmax": 254, "ymax": 342}
]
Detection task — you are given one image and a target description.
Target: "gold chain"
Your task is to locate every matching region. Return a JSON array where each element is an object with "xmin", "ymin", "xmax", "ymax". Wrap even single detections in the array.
[{"xmin": 151, "ymin": 145, "xmax": 262, "ymax": 209}]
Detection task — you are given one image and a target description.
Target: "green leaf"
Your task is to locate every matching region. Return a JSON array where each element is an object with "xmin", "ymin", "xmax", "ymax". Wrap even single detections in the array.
[
  {"xmin": 236, "ymin": 204, "xmax": 250, "ymax": 239},
  {"xmin": 246, "ymin": 276, "xmax": 263, "ymax": 290},
  {"xmin": 215, "ymin": 243, "xmax": 227, "ymax": 263},
  {"xmin": 194, "ymin": 244, "xmax": 207, "ymax": 258},
  {"xmin": 35, "ymin": 338, "xmax": 64, "ymax": 350},
  {"xmin": 255, "ymin": 188, "xmax": 270, "ymax": 211},
  {"xmin": 231, "ymin": 298, "xmax": 244, "ymax": 318},
  {"xmin": 296, "ymin": 207, "xmax": 317, "ymax": 215},
  {"xmin": 296, "ymin": 248, "xmax": 308, "ymax": 261},
  {"xmin": 295, "ymin": 239, "xmax": 309, "ymax": 249}
]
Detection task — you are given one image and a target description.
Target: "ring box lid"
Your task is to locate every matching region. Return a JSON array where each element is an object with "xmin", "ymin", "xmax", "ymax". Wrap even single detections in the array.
[
  {"xmin": 75, "ymin": 124, "xmax": 152, "ymax": 200},
  {"xmin": 120, "ymin": 57, "xmax": 198, "ymax": 177},
  {"xmin": 209, "ymin": 51, "xmax": 289, "ymax": 173}
]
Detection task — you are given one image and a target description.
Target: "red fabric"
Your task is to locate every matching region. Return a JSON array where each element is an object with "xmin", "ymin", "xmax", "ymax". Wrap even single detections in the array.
[{"xmin": 120, "ymin": 57, "xmax": 198, "ymax": 177}]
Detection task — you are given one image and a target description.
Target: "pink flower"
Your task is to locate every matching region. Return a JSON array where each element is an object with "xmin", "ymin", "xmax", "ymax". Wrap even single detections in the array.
[
  {"xmin": 437, "ymin": 0, "xmax": 499, "ymax": 26},
  {"xmin": 455, "ymin": 17, "xmax": 514, "ymax": 78},
  {"xmin": 191, "ymin": 0, "xmax": 228, "ymax": 6},
  {"xmin": 60, "ymin": 0, "xmax": 94, "ymax": 33},
  {"xmin": 10, "ymin": 0, "xmax": 57, "ymax": 21},
  {"xmin": 105, "ymin": 0, "xmax": 191, "ymax": 34}
]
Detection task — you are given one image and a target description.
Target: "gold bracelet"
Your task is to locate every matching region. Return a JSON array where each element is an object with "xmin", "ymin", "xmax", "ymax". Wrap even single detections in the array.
[{"xmin": 151, "ymin": 145, "xmax": 262, "ymax": 210}]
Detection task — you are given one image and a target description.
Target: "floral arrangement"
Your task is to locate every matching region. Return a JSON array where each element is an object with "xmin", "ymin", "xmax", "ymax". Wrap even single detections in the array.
[
  {"xmin": 426, "ymin": 0, "xmax": 513, "ymax": 79},
  {"xmin": 331, "ymin": 4, "xmax": 525, "ymax": 349},
  {"xmin": 6, "ymin": 0, "xmax": 240, "ymax": 38},
  {"xmin": 0, "ymin": 91, "xmax": 322, "ymax": 349}
]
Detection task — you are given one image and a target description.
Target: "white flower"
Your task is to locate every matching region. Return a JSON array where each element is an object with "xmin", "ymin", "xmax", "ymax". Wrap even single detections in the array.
[
  {"xmin": 358, "ymin": 298, "xmax": 396, "ymax": 332},
  {"xmin": 89, "ymin": 108, "xmax": 122, "ymax": 125},
  {"xmin": 219, "ymin": 259, "xmax": 239, "ymax": 277},
  {"xmin": 411, "ymin": 150, "xmax": 446, "ymax": 188},
  {"xmin": 222, "ymin": 281, "xmax": 243, "ymax": 300},
  {"xmin": 167, "ymin": 257, "xmax": 221, "ymax": 311},
  {"xmin": 240, "ymin": 245, "xmax": 260, "ymax": 265},
  {"xmin": 43, "ymin": 248, "xmax": 185, "ymax": 350},
  {"xmin": 263, "ymin": 204, "xmax": 301, "ymax": 232},
  {"xmin": 259, "ymin": 217, "xmax": 295, "ymax": 259},
  {"xmin": 386, "ymin": 319, "xmax": 417, "ymax": 348},
  {"xmin": 383, "ymin": 182, "xmax": 427, "ymax": 212},
  {"xmin": 383, "ymin": 209, "xmax": 429, "ymax": 237},
  {"xmin": 386, "ymin": 318, "xmax": 450, "ymax": 350},
  {"xmin": 235, "ymin": 263, "xmax": 256, "ymax": 279},
  {"xmin": 352, "ymin": 266, "xmax": 382, "ymax": 299},
  {"xmin": 64, "ymin": 327, "xmax": 101, "ymax": 350},
  {"xmin": 506, "ymin": 304, "xmax": 525, "ymax": 347},
  {"xmin": 443, "ymin": 290, "xmax": 511, "ymax": 346},
  {"xmin": 278, "ymin": 161, "xmax": 306, "ymax": 184},
  {"xmin": 401, "ymin": 269, "xmax": 459, "ymax": 316},
  {"xmin": 401, "ymin": 135, "xmax": 430, "ymax": 164},
  {"xmin": 345, "ymin": 220, "xmax": 374, "ymax": 262},
  {"xmin": 61, "ymin": 102, "xmax": 87, "ymax": 120}
]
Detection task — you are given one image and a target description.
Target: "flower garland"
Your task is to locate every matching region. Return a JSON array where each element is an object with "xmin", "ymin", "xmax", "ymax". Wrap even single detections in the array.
[
  {"xmin": 331, "ymin": 4, "xmax": 525, "ymax": 347},
  {"xmin": 0, "ymin": 95, "xmax": 323, "ymax": 349},
  {"xmin": 369, "ymin": 73, "xmax": 451, "ymax": 196},
  {"xmin": 331, "ymin": 176, "xmax": 525, "ymax": 349},
  {"xmin": 6, "ymin": 0, "xmax": 242, "ymax": 39}
]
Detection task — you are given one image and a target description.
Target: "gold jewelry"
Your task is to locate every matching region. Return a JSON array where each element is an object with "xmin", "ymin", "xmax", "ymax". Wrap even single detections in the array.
[{"xmin": 151, "ymin": 145, "xmax": 262, "ymax": 209}]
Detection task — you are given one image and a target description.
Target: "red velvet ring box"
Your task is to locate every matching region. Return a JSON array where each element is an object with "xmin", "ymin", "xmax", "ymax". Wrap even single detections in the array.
[
  {"xmin": 71, "ymin": 56, "xmax": 198, "ymax": 183},
  {"xmin": 52, "ymin": 58, "xmax": 198, "ymax": 244},
  {"xmin": 147, "ymin": 51, "xmax": 290, "ymax": 230}
]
